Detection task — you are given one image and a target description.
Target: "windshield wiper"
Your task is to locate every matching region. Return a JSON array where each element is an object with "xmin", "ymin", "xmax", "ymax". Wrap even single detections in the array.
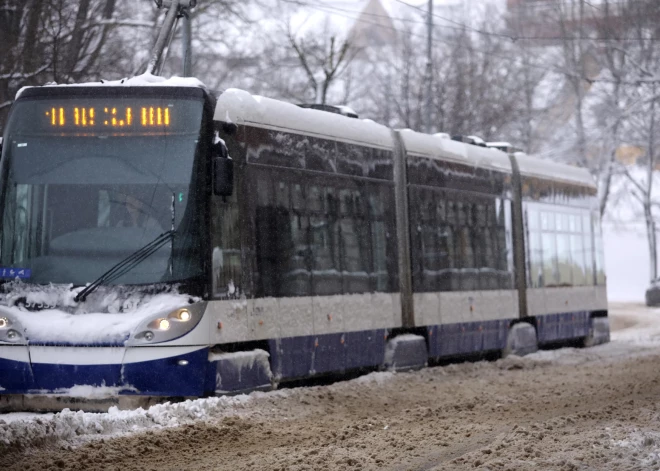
[{"xmin": 74, "ymin": 230, "xmax": 175, "ymax": 303}]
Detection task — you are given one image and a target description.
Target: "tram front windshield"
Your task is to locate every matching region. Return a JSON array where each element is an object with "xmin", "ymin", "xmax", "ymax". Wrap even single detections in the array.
[{"xmin": 0, "ymin": 93, "xmax": 205, "ymax": 287}]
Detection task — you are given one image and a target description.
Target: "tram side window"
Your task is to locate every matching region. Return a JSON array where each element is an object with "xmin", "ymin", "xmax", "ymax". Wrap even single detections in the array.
[
  {"xmin": 569, "ymin": 213, "xmax": 586, "ymax": 286},
  {"xmin": 526, "ymin": 205, "xmax": 594, "ymax": 288},
  {"xmin": 410, "ymin": 188, "xmax": 511, "ymax": 292},
  {"xmin": 368, "ymin": 185, "xmax": 390, "ymax": 292},
  {"xmin": 593, "ymin": 212, "xmax": 606, "ymax": 285},
  {"xmin": 253, "ymin": 169, "xmax": 393, "ymax": 297},
  {"xmin": 412, "ymin": 188, "xmax": 452, "ymax": 292},
  {"xmin": 254, "ymin": 178, "xmax": 310, "ymax": 297},
  {"xmin": 309, "ymin": 185, "xmax": 342, "ymax": 295},
  {"xmin": 339, "ymin": 186, "xmax": 371, "ymax": 293},
  {"xmin": 527, "ymin": 208, "xmax": 543, "ymax": 288}
]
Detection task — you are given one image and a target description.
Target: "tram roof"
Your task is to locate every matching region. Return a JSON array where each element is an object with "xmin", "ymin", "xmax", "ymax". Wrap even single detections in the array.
[
  {"xmin": 398, "ymin": 130, "xmax": 513, "ymax": 174},
  {"xmin": 215, "ymin": 88, "xmax": 394, "ymax": 150},
  {"xmin": 514, "ymin": 152, "xmax": 596, "ymax": 189},
  {"xmin": 214, "ymin": 89, "xmax": 595, "ymax": 189}
]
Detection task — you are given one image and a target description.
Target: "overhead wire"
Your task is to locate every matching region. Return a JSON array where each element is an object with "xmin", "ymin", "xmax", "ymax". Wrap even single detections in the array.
[
  {"xmin": 279, "ymin": 0, "xmax": 660, "ymax": 84},
  {"xmin": 284, "ymin": 0, "xmax": 660, "ymax": 42}
]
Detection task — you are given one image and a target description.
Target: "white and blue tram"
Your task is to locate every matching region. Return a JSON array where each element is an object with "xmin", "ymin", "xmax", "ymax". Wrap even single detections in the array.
[{"xmin": 0, "ymin": 78, "xmax": 608, "ymax": 409}]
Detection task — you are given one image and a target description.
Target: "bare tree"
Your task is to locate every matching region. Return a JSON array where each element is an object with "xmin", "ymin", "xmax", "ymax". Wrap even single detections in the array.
[
  {"xmin": 286, "ymin": 22, "xmax": 357, "ymax": 105},
  {"xmin": 0, "ymin": 0, "xmax": 119, "ymax": 130}
]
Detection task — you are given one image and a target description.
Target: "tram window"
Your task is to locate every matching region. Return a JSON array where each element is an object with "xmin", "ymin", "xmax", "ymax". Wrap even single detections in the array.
[
  {"xmin": 311, "ymin": 186, "xmax": 340, "ymax": 295},
  {"xmin": 337, "ymin": 143, "xmax": 369, "ymax": 177},
  {"xmin": 254, "ymin": 174, "xmax": 310, "ymax": 297},
  {"xmin": 528, "ymin": 231, "xmax": 543, "ymax": 288},
  {"xmin": 370, "ymin": 149, "xmax": 394, "ymax": 180},
  {"xmin": 367, "ymin": 186, "xmax": 387, "ymax": 291},
  {"xmin": 571, "ymin": 234, "xmax": 586, "ymax": 285},
  {"xmin": 256, "ymin": 177, "xmax": 272, "ymax": 206},
  {"xmin": 409, "ymin": 188, "xmax": 513, "ymax": 293},
  {"xmin": 305, "ymin": 137, "xmax": 336, "ymax": 173},
  {"xmin": 287, "ymin": 209, "xmax": 311, "ymax": 296},
  {"xmin": 498, "ymin": 199, "xmax": 513, "ymax": 288},
  {"xmin": 457, "ymin": 202, "xmax": 467, "ymax": 227},
  {"xmin": 339, "ymin": 187, "xmax": 369, "ymax": 293},
  {"xmin": 528, "ymin": 208, "xmax": 539, "ymax": 231},
  {"xmin": 307, "ymin": 185, "xmax": 323, "ymax": 212},
  {"xmin": 583, "ymin": 214, "xmax": 594, "ymax": 284},
  {"xmin": 556, "ymin": 233, "xmax": 571, "ymax": 285},
  {"xmin": 292, "ymin": 183, "xmax": 305, "ymax": 210},
  {"xmin": 541, "ymin": 232, "xmax": 558, "ymax": 286},
  {"xmin": 275, "ymin": 181, "xmax": 289, "ymax": 208},
  {"xmin": 252, "ymin": 167, "xmax": 395, "ymax": 297},
  {"xmin": 246, "ymin": 128, "xmax": 306, "ymax": 169},
  {"xmin": 436, "ymin": 199, "xmax": 446, "ymax": 222},
  {"xmin": 594, "ymin": 213, "xmax": 606, "ymax": 285},
  {"xmin": 541, "ymin": 211, "xmax": 554, "ymax": 231},
  {"xmin": 526, "ymin": 205, "xmax": 596, "ymax": 288},
  {"xmin": 212, "ymin": 176, "xmax": 242, "ymax": 297}
]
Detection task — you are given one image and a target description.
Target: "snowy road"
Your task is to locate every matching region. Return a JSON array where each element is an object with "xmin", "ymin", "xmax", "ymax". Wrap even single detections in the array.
[{"xmin": 3, "ymin": 302, "xmax": 660, "ymax": 470}]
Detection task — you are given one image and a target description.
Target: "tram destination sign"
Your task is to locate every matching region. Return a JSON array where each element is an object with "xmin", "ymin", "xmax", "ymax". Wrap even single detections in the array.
[
  {"xmin": 44, "ymin": 103, "xmax": 172, "ymax": 131},
  {"xmin": 10, "ymin": 95, "xmax": 202, "ymax": 137}
]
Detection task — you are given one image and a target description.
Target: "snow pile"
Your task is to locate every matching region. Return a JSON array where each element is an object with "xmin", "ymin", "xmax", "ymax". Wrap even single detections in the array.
[
  {"xmin": 611, "ymin": 308, "xmax": 660, "ymax": 347},
  {"xmin": 0, "ymin": 394, "xmax": 252, "ymax": 448},
  {"xmin": 614, "ymin": 430, "xmax": 660, "ymax": 467},
  {"xmin": 0, "ymin": 282, "xmax": 195, "ymax": 344},
  {"xmin": 0, "ymin": 370, "xmax": 393, "ymax": 448},
  {"xmin": 351, "ymin": 371, "xmax": 394, "ymax": 385},
  {"xmin": 58, "ymin": 386, "xmax": 134, "ymax": 399}
]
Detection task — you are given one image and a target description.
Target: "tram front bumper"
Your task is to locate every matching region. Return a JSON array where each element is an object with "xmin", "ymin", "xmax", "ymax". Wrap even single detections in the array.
[{"xmin": 0, "ymin": 344, "xmax": 209, "ymax": 399}]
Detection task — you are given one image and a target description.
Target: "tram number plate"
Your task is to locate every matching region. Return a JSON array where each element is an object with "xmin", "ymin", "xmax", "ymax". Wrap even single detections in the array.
[{"xmin": 0, "ymin": 268, "xmax": 31, "ymax": 279}]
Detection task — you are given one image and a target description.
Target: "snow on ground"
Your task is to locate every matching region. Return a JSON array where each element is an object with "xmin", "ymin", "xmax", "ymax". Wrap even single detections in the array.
[{"xmin": 0, "ymin": 394, "xmax": 254, "ymax": 447}]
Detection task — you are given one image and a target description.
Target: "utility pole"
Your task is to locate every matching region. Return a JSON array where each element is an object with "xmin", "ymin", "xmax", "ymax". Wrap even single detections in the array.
[
  {"xmin": 425, "ymin": 0, "xmax": 433, "ymax": 134},
  {"xmin": 182, "ymin": 11, "xmax": 192, "ymax": 76}
]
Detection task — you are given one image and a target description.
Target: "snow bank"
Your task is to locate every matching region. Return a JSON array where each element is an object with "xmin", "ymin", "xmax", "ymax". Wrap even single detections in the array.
[{"xmin": 0, "ymin": 394, "xmax": 252, "ymax": 448}]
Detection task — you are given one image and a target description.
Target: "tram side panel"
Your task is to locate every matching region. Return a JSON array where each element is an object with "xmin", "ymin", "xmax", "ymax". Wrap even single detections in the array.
[
  {"xmin": 208, "ymin": 123, "xmax": 404, "ymax": 384},
  {"xmin": 405, "ymin": 153, "xmax": 520, "ymax": 359},
  {"xmin": 520, "ymin": 176, "xmax": 608, "ymax": 346}
]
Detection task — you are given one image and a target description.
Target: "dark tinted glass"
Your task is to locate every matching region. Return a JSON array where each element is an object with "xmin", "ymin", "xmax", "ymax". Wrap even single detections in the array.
[
  {"xmin": 252, "ymin": 168, "xmax": 397, "ymax": 297},
  {"xmin": 0, "ymin": 97, "xmax": 205, "ymax": 285}
]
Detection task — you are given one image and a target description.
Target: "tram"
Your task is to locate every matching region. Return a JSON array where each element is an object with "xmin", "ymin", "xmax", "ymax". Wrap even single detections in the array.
[{"xmin": 0, "ymin": 77, "xmax": 608, "ymax": 410}]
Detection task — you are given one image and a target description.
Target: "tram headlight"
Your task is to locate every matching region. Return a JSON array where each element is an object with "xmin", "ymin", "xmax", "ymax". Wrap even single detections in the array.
[
  {"xmin": 0, "ymin": 312, "xmax": 25, "ymax": 344},
  {"xmin": 128, "ymin": 302, "xmax": 205, "ymax": 346},
  {"xmin": 171, "ymin": 309, "xmax": 191, "ymax": 322},
  {"xmin": 158, "ymin": 319, "xmax": 170, "ymax": 331}
]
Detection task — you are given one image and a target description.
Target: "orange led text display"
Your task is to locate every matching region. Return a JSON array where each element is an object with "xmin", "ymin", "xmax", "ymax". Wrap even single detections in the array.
[{"xmin": 44, "ymin": 106, "xmax": 172, "ymax": 129}]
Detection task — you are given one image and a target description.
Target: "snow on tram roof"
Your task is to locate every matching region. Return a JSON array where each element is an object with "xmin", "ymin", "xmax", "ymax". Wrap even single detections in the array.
[
  {"xmin": 213, "ymin": 89, "xmax": 594, "ymax": 188},
  {"xmin": 16, "ymin": 73, "xmax": 206, "ymax": 99},
  {"xmin": 398, "ymin": 129, "xmax": 513, "ymax": 174},
  {"xmin": 514, "ymin": 152, "xmax": 596, "ymax": 189},
  {"xmin": 214, "ymin": 88, "xmax": 393, "ymax": 150}
]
